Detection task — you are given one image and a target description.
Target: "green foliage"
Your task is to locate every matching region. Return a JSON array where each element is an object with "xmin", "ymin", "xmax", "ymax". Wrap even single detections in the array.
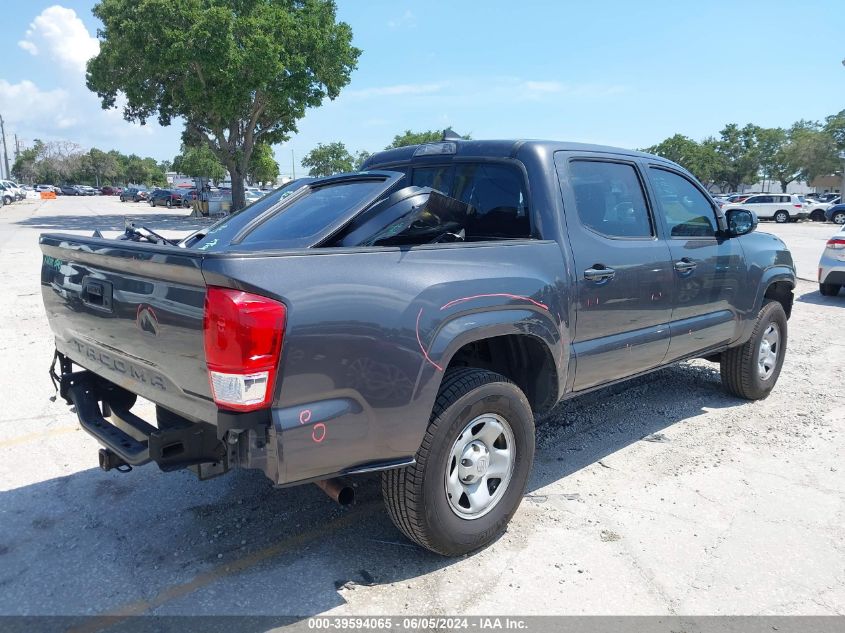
[
  {"xmin": 647, "ymin": 115, "xmax": 844, "ymax": 192},
  {"xmin": 87, "ymin": 0, "xmax": 361, "ymax": 210},
  {"xmin": 11, "ymin": 140, "xmax": 163, "ymax": 186},
  {"xmin": 173, "ymin": 144, "xmax": 226, "ymax": 182},
  {"xmin": 823, "ymin": 110, "xmax": 845, "ymax": 149},
  {"xmin": 385, "ymin": 129, "xmax": 471, "ymax": 149},
  {"xmin": 302, "ymin": 142, "xmax": 356, "ymax": 176},
  {"xmin": 247, "ymin": 143, "xmax": 280, "ymax": 184}
]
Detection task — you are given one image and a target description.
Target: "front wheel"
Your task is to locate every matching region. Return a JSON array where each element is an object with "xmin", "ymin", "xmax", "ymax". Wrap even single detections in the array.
[
  {"xmin": 720, "ymin": 301, "xmax": 787, "ymax": 400},
  {"xmin": 382, "ymin": 368, "xmax": 535, "ymax": 556},
  {"xmin": 820, "ymin": 282, "xmax": 841, "ymax": 296},
  {"xmin": 810, "ymin": 210, "xmax": 825, "ymax": 222},
  {"xmin": 832, "ymin": 211, "xmax": 845, "ymax": 225},
  {"xmin": 774, "ymin": 210, "xmax": 789, "ymax": 224}
]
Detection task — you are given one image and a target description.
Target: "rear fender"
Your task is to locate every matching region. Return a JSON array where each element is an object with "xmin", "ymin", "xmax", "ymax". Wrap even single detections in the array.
[{"xmin": 410, "ymin": 306, "xmax": 566, "ymax": 441}]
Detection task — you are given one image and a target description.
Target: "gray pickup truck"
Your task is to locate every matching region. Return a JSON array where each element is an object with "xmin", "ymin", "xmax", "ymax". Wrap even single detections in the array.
[{"xmin": 40, "ymin": 139, "xmax": 795, "ymax": 555}]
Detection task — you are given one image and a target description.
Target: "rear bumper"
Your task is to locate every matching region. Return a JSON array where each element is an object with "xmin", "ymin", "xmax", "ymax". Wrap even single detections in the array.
[
  {"xmin": 57, "ymin": 364, "xmax": 228, "ymax": 476},
  {"xmin": 819, "ymin": 253, "xmax": 845, "ymax": 284}
]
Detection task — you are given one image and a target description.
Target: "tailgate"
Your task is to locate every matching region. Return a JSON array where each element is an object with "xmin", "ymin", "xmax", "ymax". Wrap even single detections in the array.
[{"xmin": 40, "ymin": 234, "xmax": 217, "ymax": 422}]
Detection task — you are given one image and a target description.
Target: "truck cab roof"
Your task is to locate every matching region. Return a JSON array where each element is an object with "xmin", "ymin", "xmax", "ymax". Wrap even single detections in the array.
[{"xmin": 361, "ymin": 139, "xmax": 669, "ymax": 171}]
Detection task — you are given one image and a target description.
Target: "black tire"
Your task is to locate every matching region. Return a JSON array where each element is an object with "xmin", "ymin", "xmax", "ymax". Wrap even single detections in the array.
[
  {"xmin": 166, "ymin": 199, "xmax": 172, "ymax": 208},
  {"xmin": 820, "ymin": 283, "xmax": 841, "ymax": 297},
  {"xmin": 832, "ymin": 211, "xmax": 845, "ymax": 225},
  {"xmin": 382, "ymin": 368, "xmax": 535, "ymax": 556},
  {"xmin": 720, "ymin": 301, "xmax": 787, "ymax": 400},
  {"xmin": 810, "ymin": 210, "xmax": 825, "ymax": 222},
  {"xmin": 149, "ymin": 199, "xmax": 156, "ymax": 207},
  {"xmin": 773, "ymin": 210, "xmax": 789, "ymax": 224}
]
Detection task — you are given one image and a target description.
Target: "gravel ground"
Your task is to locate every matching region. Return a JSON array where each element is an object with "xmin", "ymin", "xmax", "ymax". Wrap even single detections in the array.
[{"xmin": 0, "ymin": 196, "xmax": 842, "ymax": 618}]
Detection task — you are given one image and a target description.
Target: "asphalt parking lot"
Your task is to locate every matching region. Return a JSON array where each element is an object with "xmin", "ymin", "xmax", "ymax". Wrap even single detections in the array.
[{"xmin": 0, "ymin": 196, "xmax": 843, "ymax": 618}]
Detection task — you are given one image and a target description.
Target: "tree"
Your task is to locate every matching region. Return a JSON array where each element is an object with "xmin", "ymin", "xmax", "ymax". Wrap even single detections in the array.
[
  {"xmin": 247, "ymin": 143, "xmax": 279, "ymax": 184},
  {"xmin": 173, "ymin": 144, "xmax": 226, "ymax": 182},
  {"xmin": 823, "ymin": 110, "xmax": 845, "ymax": 150},
  {"xmin": 354, "ymin": 150, "xmax": 371, "ymax": 169},
  {"xmin": 644, "ymin": 134, "xmax": 722, "ymax": 188},
  {"xmin": 385, "ymin": 128, "xmax": 470, "ymax": 149},
  {"xmin": 302, "ymin": 141, "xmax": 355, "ymax": 176},
  {"xmin": 789, "ymin": 121, "xmax": 839, "ymax": 185},
  {"xmin": 87, "ymin": 0, "xmax": 360, "ymax": 211},
  {"xmin": 11, "ymin": 140, "xmax": 42, "ymax": 183},
  {"xmin": 86, "ymin": 147, "xmax": 119, "ymax": 186},
  {"xmin": 713, "ymin": 123, "xmax": 761, "ymax": 191}
]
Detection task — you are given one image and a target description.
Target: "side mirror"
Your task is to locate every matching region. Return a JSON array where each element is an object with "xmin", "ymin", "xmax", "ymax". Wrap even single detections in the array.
[{"xmin": 725, "ymin": 208, "xmax": 756, "ymax": 237}]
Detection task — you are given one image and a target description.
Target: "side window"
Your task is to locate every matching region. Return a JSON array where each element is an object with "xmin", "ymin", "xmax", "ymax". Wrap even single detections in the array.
[
  {"xmin": 412, "ymin": 166, "xmax": 453, "ymax": 195},
  {"xmin": 451, "ymin": 163, "xmax": 531, "ymax": 239},
  {"xmin": 569, "ymin": 160, "xmax": 653, "ymax": 238},
  {"xmin": 649, "ymin": 168, "xmax": 717, "ymax": 238},
  {"xmin": 758, "ymin": 195, "xmax": 774, "ymax": 204},
  {"xmin": 745, "ymin": 196, "xmax": 760, "ymax": 204}
]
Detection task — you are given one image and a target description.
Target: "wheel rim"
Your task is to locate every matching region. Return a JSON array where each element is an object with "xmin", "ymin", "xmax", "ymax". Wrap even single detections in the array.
[
  {"xmin": 775, "ymin": 212, "xmax": 787, "ymax": 223},
  {"xmin": 444, "ymin": 413, "xmax": 515, "ymax": 520},
  {"xmin": 757, "ymin": 322, "xmax": 780, "ymax": 380},
  {"xmin": 834, "ymin": 213, "xmax": 845, "ymax": 225}
]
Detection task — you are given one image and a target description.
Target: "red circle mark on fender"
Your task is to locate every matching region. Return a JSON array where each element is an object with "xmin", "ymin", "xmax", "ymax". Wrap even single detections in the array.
[
  {"xmin": 299, "ymin": 409, "xmax": 312, "ymax": 425},
  {"xmin": 312, "ymin": 423, "xmax": 327, "ymax": 443}
]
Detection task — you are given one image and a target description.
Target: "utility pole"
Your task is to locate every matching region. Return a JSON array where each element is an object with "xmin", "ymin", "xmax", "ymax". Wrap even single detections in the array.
[
  {"xmin": 0, "ymin": 115, "xmax": 9, "ymax": 180},
  {"xmin": 291, "ymin": 149, "xmax": 296, "ymax": 179}
]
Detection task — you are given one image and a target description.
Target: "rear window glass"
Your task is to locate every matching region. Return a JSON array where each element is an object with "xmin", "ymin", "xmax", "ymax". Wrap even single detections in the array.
[
  {"xmin": 237, "ymin": 180, "xmax": 388, "ymax": 248},
  {"xmin": 451, "ymin": 163, "xmax": 530, "ymax": 239}
]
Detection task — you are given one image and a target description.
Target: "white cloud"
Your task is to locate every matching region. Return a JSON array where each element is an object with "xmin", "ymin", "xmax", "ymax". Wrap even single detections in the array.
[
  {"xmin": 18, "ymin": 5, "xmax": 99, "ymax": 74},
  {"xmin": 345, "ymin": 83, "xmax": 444, "ymax": 99},
  {"xmin": 0, "ymin": 79, "xmax": 72, "ymax": 129},
  {"xmin": 387, "ymin": 9, "xmax": 416, "ymax": 29}
]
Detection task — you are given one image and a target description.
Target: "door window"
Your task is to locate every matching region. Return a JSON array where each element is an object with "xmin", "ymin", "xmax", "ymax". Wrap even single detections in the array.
[
  {"xmin": 569, "ymin": 160, "xmax": 653, "ymax": 238},
  {"xmin": 649, "ymin": 168, "xmax": 717, "ymax": 238}
]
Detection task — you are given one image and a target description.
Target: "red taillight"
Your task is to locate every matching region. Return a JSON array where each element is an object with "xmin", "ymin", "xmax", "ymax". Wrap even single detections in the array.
[
  {"xmin": 203, "ymin": 287, "xmax": 286, "ymax": 411},
  {"xmin": 826, "ymin": 238, "xmax": 845, "ymax": 250},
  {"xmin": 794, "ymin": 204, "xmax": 802, "ymax": 208}
]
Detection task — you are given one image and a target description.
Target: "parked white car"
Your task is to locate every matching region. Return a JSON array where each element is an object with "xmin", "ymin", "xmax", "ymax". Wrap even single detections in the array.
[
  {"xmin": 806, "ymin": 196, "xmax": 840, "ymax": 222},
  {"xmin": 721, "ymin": 193, "xmax": 808, "ymax": 223},
  {"xmin": 1, "ymin": 180, "xmax": 24, "ymax": 201},
  {"xmin": 819, "ymin": 224, "xmax": 845, "ymax": 296}
]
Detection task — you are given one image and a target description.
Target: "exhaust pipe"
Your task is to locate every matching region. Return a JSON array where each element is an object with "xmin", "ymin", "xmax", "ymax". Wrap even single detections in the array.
[{"xmin": 315, "ymin": 478, "xmax": 354, "ymax": 506}]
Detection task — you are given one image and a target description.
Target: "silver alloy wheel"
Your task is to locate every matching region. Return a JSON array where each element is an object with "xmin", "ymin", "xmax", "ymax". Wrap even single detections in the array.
[
  {"xmin": 834, "ymin": 212, "xmax": 845, "ymax": 225},
  {"xmin": 444, "ymin": 413, "xmax": 515, "ymax": 520},
  {"xmin": 758, "ymin": 322, "xmax": 780, "ymax": 380}
]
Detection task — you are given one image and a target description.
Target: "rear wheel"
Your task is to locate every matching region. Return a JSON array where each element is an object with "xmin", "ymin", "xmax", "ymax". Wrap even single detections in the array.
[
  {"xmin": 774, "ymin": 210, "xmax": 789, "ymax": 223},
  {"xmin": 720, "ymin": 301, "xmax": 787, "ymax": 400},
  {"xmin": 810, "ymin": 209, "xmax": 825, "ymax": 222},
  {"xmin": 382, "ymin": 368, "xmax": 535, "ymax": 556},
  {"xmin": 820, "ymin": 283, "xmax": 841, "ymax": 296},
  {"xmin": 166, "ymin": 199, "xmax": 172, "ymax": 208},
  {"xmin": 832, "ymin": 211, "xmax": 845, "ymax": 225}
]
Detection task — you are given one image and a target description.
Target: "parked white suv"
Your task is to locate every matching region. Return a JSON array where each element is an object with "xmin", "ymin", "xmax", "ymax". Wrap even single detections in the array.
[
  {"xmin": 722, "ymin": 193, "xmax": 808, "ymax": 223},
  {"xmin": 807, "ymin": 196, "xmax": 840, "ymax": 222}
]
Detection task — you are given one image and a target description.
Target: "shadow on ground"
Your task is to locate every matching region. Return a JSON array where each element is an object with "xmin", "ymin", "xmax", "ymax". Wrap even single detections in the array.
[
  {"xmin": 0, "ymin": 361, "xmax": 743, "ymax": 619},
  {"xmin": 16, "ymin": 211, "xmax": 214, "ymax": 233},
  {"xmin": 797, "ymin": 288, "xmax": 844, "ymax": 306}
]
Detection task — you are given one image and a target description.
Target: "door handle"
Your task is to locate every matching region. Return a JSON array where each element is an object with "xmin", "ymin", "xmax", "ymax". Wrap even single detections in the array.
[
  {"xmin": 584, "ymin": 266, "xmax": 616, "ymax": 282},
  {"xmin": 674, "ymin": 258, "xmax": 697, "ymax": 273}
]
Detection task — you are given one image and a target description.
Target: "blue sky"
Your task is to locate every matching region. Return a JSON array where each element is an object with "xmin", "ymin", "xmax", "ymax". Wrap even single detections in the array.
[{"xmin": 1, "ymin": 0, "xmax": 843, "ymax": 178}]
